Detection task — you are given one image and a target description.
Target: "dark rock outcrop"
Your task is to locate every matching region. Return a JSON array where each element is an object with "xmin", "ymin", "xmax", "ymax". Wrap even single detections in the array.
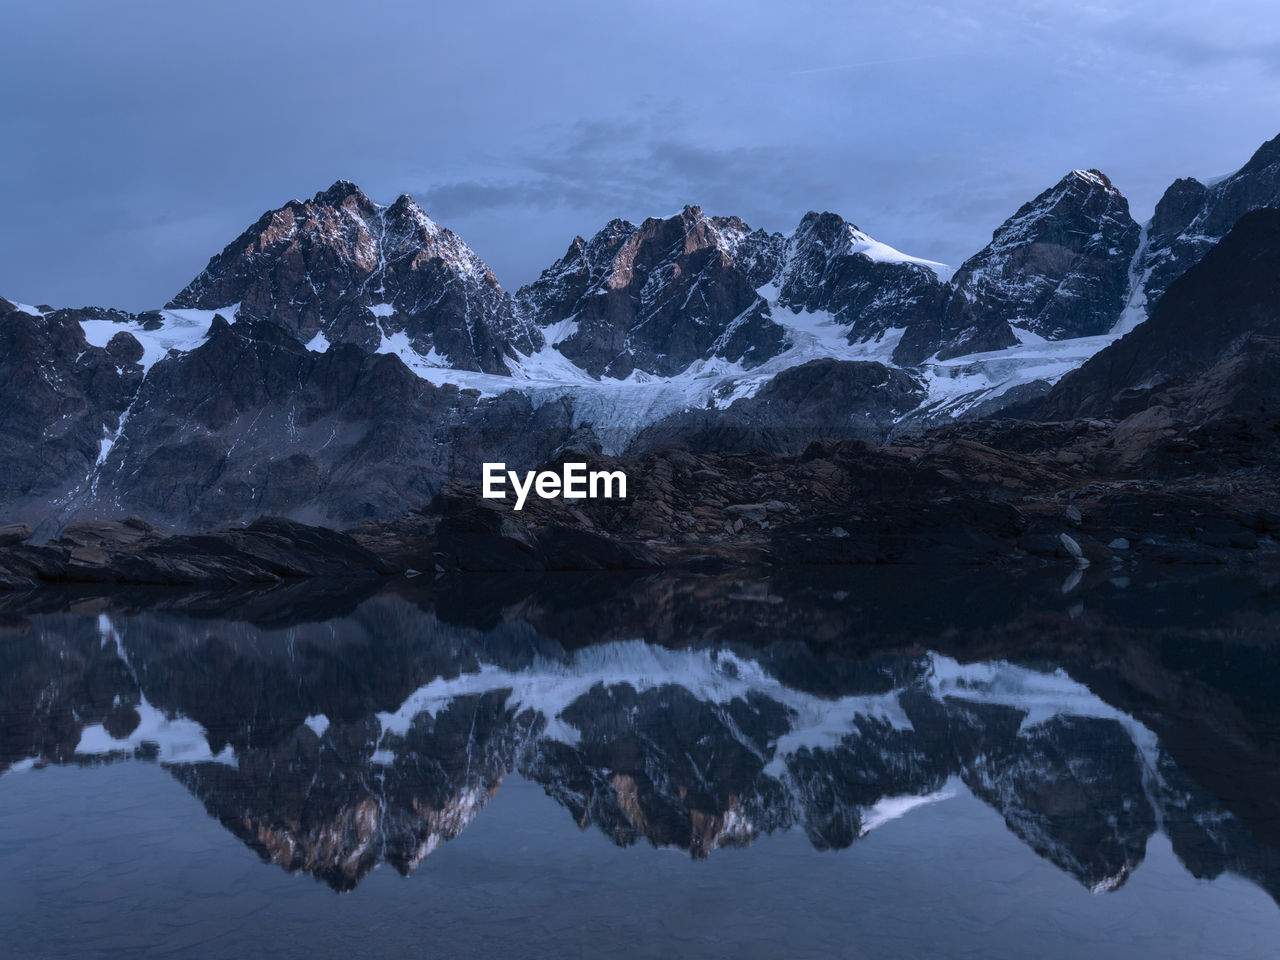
[
  {"xmin": 48, "ymin": 315, "xmax": 579, "ymax": 531},
  {"xmin": 0, "ymin": 515, "xmax": 392, "ymax": 588},
  {"xmin": 0, "ymin": 299, "xmax": 143, "ymax": 530},
  {"xmin": 1040, "ymin": 207, "xmax": 1280, "ymax": 421}
]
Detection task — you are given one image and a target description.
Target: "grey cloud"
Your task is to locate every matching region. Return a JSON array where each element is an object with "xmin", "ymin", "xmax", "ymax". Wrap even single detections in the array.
[{"xmin": 1, "ymin": 0, "xmax": 1277, "ymax": 307}]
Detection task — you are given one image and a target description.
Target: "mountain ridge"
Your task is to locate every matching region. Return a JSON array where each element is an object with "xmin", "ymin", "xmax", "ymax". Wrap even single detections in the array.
[{"xmin": 2, "ymin": 131, "xmax": 1279, "ymax": 534}]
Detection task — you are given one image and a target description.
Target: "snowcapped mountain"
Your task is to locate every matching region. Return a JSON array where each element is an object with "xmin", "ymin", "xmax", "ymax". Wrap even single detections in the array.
[
  {"xmin": 0, "ymin": 300, "xmax": 142, "ymax": 522},
  {"xmin": 514, "ymin": 205, "xmax": 963, "ymax": 380},
  {"xmin": 3, "ymin": 132, "xmax": 1279, "ymax": 532},
  {"xmin": 0, "ymin": 297, "xmax": 583, "ymax": 535},
  {"xmin": 169, "ymin": 180, "xmax": 533, "ymax": 374},
  {"xmin": 517, "ymin": 204, "xmax": 783, "ymax": 379},
  {"xmin": 945, "ymin": 169, "xmax": 1141, "ymax": 342},
  {"xmin": 770, "ymin": 210, "xmax": 954, "ymax": 362}
]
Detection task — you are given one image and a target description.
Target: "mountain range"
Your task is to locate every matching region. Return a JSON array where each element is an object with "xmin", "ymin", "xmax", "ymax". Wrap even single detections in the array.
[{"xmin": 1, "ymin": 132, "xmax": 1279, "ymax": 536}]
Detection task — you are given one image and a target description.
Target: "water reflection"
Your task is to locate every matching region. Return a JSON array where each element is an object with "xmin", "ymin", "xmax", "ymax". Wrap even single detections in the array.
[{"xmin": 2, "ymin": 568, "xmax": 1278, "ymax": 898}]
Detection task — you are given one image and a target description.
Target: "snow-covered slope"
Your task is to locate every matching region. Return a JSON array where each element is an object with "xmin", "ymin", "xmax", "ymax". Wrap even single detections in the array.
[
  {"xmin": 373, "ymin": 281, "xmax": 910, "ymax": 452},
  {"xmin": 915, "ymin": 325, "xmax": 1124, "ymax": 420},
  {"xmin": 79, "ymin": 304, "xmax": 241, "ymax": 374}
]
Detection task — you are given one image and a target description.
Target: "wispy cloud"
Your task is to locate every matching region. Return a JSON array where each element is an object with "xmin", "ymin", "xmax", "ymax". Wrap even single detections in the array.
[{"xmin": 788, "ymin": 51, "xmax": 987, "ymax": 76}]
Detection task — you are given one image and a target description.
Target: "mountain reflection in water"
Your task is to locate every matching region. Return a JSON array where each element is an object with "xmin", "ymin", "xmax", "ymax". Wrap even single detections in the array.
[{"xmin": 1, "ymin": 567, "xmax": 1278, "ymax": 902}]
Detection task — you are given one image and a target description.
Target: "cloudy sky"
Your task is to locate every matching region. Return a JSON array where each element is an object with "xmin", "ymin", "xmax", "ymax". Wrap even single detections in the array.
[{"xmin": 2, "ymin": 0, "xmax": 1278, "ymax": 310}]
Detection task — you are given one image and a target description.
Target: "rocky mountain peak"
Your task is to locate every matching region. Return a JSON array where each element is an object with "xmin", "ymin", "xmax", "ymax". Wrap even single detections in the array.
[
  {"xmin": 767, "ymin": 210, "xmax": 954, "ymax": 362},
  {"xmin": 1069, "ymin": 168, "xmax": 1119, "ymax": 193},
  {"xmin": 792, "ymin": 210, "xmax": 859, "ymax": 248},
  {"xmin": 1148, "ymin": 177, "xmax": 1208, "ymax": 249},
  {"xmin": 520, "ymin": 206, "xmax": 775, "ymax": 379},
  {"xmin": 622, "ymin": 206, "xmax": 716, "ymax": 265},
  {"xmin": 1137, "ymin": 130, "xmax": 1280, "ymax": 310},
  {"xmin": 1233, "ymin": 131, "xmax": 1280, "ymax": 179},
  {"xmin": 942, "ymin": 168, "xmax": 1140, "ymax": 341},
  {"xmin": 318, "ymin": 178, "xmax": 375, "ymax": 207},
  {"xmin": 516, "ymin": 218, "xmax": 637, "ymax": 327},
  {"xmin": 983, "ymin": 169, "xmax": 1134, "ymax": 254},
  {"xmin": 385, "ymin": 192, "xmax": 440, "ymax": 235},
  {"xmin": 166, "ymin": 180, "xmax": 519, "ymax": 373}
]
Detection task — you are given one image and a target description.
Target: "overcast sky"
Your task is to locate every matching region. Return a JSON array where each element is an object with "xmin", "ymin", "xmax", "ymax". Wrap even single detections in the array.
[{"xmin": 2, "ymin": 0, "xmax": 1278, "ymax": 311}]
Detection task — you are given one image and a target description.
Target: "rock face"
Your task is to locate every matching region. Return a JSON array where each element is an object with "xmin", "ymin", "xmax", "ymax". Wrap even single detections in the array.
[
  {"xmin": 516, "ymin": 204, "xmax": 1004, "ymax": 378},
  {"xmin": 518, "ymin": 205, "xmax": 785, "ymax": 378},
  {"xmin": 0, "ymin": 295, "xmax": 583, "ymax": 535},
  {"xmin": 1139, "ymin": 133, "xmax": 1280, "ymax": 310},
  {"xmin": 766, "ymin": 211, "xmax": 957, "ymax": 364},
  {"xmin": 1040, "ymin": 207, "xmax": 1280, "ymax": 421},
  {"xmin": 0, "ymin": 299, "xmax": 143, "ymax": 524},
  {"xmin": 515, "ymin": 218, "xmax": 635, "ymax": 333},
  {"xmin": 944, "ymin": 170, "xmax": 1141, "ymax": 342},
  {"xmin": 56, "ymin": 316, "xmax": 578, "ymax": 531},
  {"xmin": 169, "ymin": 181, "xmax": 531, "ymax": 373}
]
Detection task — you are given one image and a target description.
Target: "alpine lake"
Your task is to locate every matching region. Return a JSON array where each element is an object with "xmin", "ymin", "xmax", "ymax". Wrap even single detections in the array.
[{"xmin": 2, "ymin": 564, "xmax": 1278, "ymax": 959}]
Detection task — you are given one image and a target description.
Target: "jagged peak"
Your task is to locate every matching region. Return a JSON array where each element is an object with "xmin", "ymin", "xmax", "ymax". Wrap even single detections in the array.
[
  {"xmin": 1067, "ymin": 168, "xmax": 1119, "ymax": 193},
  {"xmin": 1234, "ymin": 130, "xmax": 1280, "ymax": 178},
  {"xmin": 388, "ymin": 192, "xmax": 426, "ymax": 215},
  {"xmin": 316, "ymin": 179, "xmax": 373, "ymax": 206},
  {"xmin": 1149, "ymin": 176, "xmax": 1210, "ymax": 240},
  {"xmin": 386, "ymin": 192, "xmax": 443, "ymax": 240},
  {"xmin": 981, "ymin": 170, "xmax": 1132, "ymax": 251},
  {"xmin": 795, "ymin": 210, "xmax": 860, "ymax": 242},
  {"xmin": 633, "ymin": 205, "xmax": 703, "ymax": 229},
  {"xmin": 206, "ymin": 313, "xmax": 235, "ymax": 338},
  {"xmin": 784, "ymin": 210, "xmax": 950, "ymax": 280},
  {"xmin": 535, "ymin": 235, "xmax": 589, "ymax": 278},
  {"xmin": 587, "ymin": 217, "xmax": 636, "ymax": 246}
]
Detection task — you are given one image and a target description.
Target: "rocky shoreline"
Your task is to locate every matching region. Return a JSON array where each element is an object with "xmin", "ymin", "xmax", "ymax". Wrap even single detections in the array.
[{"xmin": 1, "ymin": 415, "xmax": 1276, "ymax": 589}]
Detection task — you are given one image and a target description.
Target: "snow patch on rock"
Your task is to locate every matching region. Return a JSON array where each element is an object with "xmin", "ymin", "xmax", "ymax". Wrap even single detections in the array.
[{"xmin": 79, "ymin": 305, "xmax": 241, "ymax": 374}]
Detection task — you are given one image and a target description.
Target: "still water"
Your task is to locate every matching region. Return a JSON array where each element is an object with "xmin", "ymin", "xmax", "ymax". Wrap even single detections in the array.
[{"xmin": 1, "ymin": 567, "xmax": 1278, "ymax": 958}]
